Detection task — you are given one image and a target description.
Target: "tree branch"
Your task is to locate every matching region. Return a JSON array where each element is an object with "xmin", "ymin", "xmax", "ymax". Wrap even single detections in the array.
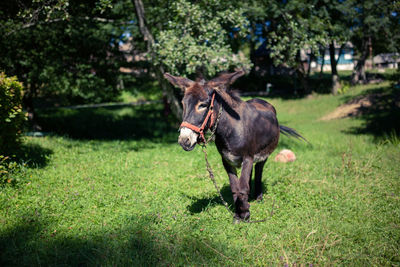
[
  {"xmin": 3, "ymin": 16, "xmax": 129, "ymax": 36},
  {"xmin": 132, "ymin": 0, "xmax": 154, "ymax": 51},
  {"xmin": 21, "ymin": 16, "xmax": 127, "ymax": 29},
  {"xmin": 336, "ymin": 42, "xmax": 346, "ymax": 66},
  {"xmin": 132, "ymin": 0, "xmax": 183, "ymax": 119}
]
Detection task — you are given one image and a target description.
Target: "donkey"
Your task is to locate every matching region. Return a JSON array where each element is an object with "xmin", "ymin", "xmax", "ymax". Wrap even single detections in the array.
[{"xmin": 164, "ymin": 70, "xmax": 304, "ymax": 221}]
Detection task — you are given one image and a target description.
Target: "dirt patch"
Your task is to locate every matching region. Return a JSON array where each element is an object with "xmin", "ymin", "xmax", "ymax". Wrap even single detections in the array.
[{"xmin": 320, "ymin": 94, "xmax": 381, "ymax": 121}]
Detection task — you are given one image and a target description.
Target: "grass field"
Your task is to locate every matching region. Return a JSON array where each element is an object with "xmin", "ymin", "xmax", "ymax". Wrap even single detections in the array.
[{"xmin": 1, "ymin": 82, "xmax": 399, "ymax": 266}]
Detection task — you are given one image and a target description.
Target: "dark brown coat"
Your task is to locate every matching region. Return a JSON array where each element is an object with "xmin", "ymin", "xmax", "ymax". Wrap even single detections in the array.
[{"xmin": 165, "ymin": 70, "xmax": 302, "ymax": 221}]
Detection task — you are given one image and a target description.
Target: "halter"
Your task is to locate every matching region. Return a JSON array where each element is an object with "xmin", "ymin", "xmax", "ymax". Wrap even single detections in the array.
[{"xmin": 180, "ymin": 92, "xmax": 217, "ymax": 143}]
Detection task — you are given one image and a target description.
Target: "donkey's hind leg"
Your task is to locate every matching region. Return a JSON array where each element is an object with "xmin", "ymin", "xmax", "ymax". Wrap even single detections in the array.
[
  {"xmin": 255, "ymin": 159, "xmax": 267, "ymax": 201},
  {"xmin": 248, "ymin": 167, "xmax": 253, "ymax": 197}
]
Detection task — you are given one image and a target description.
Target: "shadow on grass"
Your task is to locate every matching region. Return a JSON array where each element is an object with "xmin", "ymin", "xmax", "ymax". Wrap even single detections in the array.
[
  {"xmin": 0, "ymin": 212, "xmax": 236, "ymax": 266},
  {"xmin": 187, "ymin": 184, "xmax": 234, "ymax": 214},
  {"xmin": 342, "ymin": 85, "xmax": 400, "ymax": 142},
  {"xmin": 187, "ymin": 179, "xmax": 272, "ymax": 214},
  {"xmin": 35, "ymin": 103, "xmax": 178, "ymax": 142},
  {"xmin": 0, "ymin": 222, "xmax": 163, "ymax": 266},
  {"xmin": 9, "ymin": 143, "xmax": 53, "ymax": 168}
]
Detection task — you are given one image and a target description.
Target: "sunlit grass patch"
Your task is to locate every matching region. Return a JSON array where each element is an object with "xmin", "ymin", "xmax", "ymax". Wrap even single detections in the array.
[{"xmin": 1, "ymin": 83, "xmax": 399, "ymax": 266}]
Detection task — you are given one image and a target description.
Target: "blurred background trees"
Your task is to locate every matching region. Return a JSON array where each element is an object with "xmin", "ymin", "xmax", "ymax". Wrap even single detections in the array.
[
  {"xmin": 349, "ymin": 0, "xmax": 400, "ymax": 85},
  {"xmin": 0, "ymin": 0, "xmax": 132, "ymax": 128},
  {"xmin": 0, "ymin": 0, "xmax": 399, "ymax": 125},
  {"xmin": 132, "ymin": 0, "xmax": 252, "ymax": 118}
]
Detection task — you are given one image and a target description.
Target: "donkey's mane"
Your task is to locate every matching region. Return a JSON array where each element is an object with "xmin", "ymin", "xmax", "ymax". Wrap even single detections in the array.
[
  {"xmin": 207, "ymin": 71, "xmax": 244, "ymax": 105},
  {"xmin": 225, "ymin": 88, "xmax": 242, "ymax": 103}
]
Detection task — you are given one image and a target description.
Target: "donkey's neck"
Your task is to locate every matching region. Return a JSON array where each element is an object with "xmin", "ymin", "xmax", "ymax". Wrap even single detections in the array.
[{"xmin": 213, "ymin": 96, "xmax": 242, "ymax": 141}]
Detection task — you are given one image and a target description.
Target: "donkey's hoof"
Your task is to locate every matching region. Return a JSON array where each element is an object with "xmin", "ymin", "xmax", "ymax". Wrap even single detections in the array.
[
  {"xmin": 256, "ymin": 194, "xmax": 263, "ymax": 202},
  {"xmin": 240, "ymin": 211, "xmax": 250, "ymax": 221},
  {"xmin": 233, "ymin": 211, "xmax": 250, "ymax": 223},
  {"xmin": 233, "ymin": 217, "xmax": 241, "ymax": 224}
]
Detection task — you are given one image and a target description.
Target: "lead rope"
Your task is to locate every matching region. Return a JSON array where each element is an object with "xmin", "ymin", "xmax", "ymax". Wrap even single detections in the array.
[
  {"xmin": 200, "ymin": 105, "xmax": 274, "ymax": 223},
  {"xmin": 200, "ymin": 105, "xmax": 233, "ymax": 216}
]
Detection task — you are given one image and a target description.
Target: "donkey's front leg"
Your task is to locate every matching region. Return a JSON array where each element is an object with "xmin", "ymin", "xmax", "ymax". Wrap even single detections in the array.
[
  {"xmin": 222, "ymin": 159, "xmax": 239, "ymax": 203},
  {"xmin": 237, "ymin": 156, "xmax": 254, "ymax": 220}
]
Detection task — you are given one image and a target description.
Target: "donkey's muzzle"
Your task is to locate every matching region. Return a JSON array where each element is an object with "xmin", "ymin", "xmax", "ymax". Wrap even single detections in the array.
[
  {"xmin": 178, "ymin": 127, "xmax": 199, "ymax": 151},
  {"xmin": 179, "ymin": 137, "xmax": 196, "ymax": 151}
]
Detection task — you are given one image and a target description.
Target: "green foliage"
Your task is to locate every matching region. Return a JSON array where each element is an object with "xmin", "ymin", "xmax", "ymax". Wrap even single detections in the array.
[
  {"xmin": 151, "ymin": 0, "xmax": 252, "ymax": 77},
  {"xmin": 0, "ymin": 1, "xmax": 129, "ymax": 106},
  {"xmin": 0, "ymin": 73, "xmax": 26, "ymax": 152},
  {"xmin": 382, "ymin": 130, "xmax": 400, "ymax": 146},
  {"xmin": 0, "ymin": 73, "xmax": 25, "ymax": 185},
  {"xmin": 338, "ymin": 81, "xmax": 351, "ymax": 94},
  {"xmin": 244, "ymin": 0, "xmax": 330, "ymax": 67},
  {"xmin": 268, "ymin": 7, "xmax": 327, "ymax": 66},
  {"xmin": 0, "ymin": 155, "xmax": 22, "ymax": 185},
  {"xmin": 351, "ymin": 0, "xmax": 399, "ymax": 56}
]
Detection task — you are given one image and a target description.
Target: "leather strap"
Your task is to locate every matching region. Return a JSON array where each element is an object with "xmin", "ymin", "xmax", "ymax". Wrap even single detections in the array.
[{"xmin": 180, "ymin": 92, "xmax": 216, "ymax": 143}]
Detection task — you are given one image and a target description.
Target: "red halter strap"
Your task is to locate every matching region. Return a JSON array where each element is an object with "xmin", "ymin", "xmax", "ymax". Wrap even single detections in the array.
[{"xmin": 180, "ymin": 92, "xmax": 216, "ymax": 143}]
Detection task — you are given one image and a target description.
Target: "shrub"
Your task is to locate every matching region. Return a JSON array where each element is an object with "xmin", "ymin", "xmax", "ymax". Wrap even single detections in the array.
[
  {"xmin": 338, "ymin": 81, "xmax": 350, "ymax": 94},
  {"xmin": 0, "ymin": 72, "xmax": 26, "ymax": 153},
  {"xmin": 0, "ymin": 155, "xmax": 21, "ymax": 185}
]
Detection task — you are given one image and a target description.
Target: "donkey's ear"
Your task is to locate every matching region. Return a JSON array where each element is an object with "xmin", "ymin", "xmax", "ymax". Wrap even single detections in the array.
[
  {"xmin": 226, "ymin": 69, "xmax": 245, "ymax": 85},
  {"xmin": 164, "ymin": 73, "xmax": 194, "ymax": 91},
  {"xmin": 207, "ymin": 70, "xmax": 245, "ymax": 108},
  {"xmin": 210, "ymin": 69, "xmax": 245, "ymax": 86}
]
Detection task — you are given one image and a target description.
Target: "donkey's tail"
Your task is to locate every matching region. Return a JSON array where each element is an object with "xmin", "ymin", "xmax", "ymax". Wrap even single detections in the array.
[{"xmin": 279, "ymin": 125, "xmax": 309, "ymax": 143}]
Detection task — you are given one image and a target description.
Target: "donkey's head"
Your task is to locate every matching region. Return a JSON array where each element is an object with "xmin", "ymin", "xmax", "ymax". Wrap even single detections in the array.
[{"xmin": 164, "ymin": 70, "xmax": 245, "ymax": 151}]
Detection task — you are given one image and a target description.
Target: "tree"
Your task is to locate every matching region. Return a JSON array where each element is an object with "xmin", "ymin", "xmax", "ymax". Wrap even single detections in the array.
[
  {"xmin": 132, "ymin": 0, "xmax": 252, "ymax": 119},
  {"xmin": 0, "ymin": 0, "xmax": 130, "ymax": 128},
  {"xmin": 312, "ymin": 0, "xmax": 354, "ymax": 94},
  {"xmin": 132, "ymin": 0, "xmax": 183, "ymax": 119},
  {"xmin": 1, "ymin": 0, "xmax": 253, "ymax": 122},
  {"xmin": 244, "ymin": 0, "xmax": 328, "ymax": 94},
  {"xmin": 350, "ymin": 0, "xmax": 399, "ymax": 85}
]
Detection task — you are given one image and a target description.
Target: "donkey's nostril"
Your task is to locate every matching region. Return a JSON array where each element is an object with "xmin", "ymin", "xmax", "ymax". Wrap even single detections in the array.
[
  {"xmin": 184, "ymin": 138, "xmax": 191, "ymax": 147},
  {"xmin": 179, "ymin": 127, "xmax": 198, "ymax": 151},
  {"xmin": 178, "ymin": 136, "xmax": 191, "ymax": 147}
]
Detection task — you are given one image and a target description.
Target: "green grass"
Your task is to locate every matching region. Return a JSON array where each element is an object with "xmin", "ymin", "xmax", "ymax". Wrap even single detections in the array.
[{"xmin": 1, "ymin": 83, "xmax": 400, "ymax": 266}]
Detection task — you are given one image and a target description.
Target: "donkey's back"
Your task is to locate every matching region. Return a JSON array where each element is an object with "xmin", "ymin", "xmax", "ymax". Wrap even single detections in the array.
[
  {"xmin": 235, "ymin": 98, "xmax": 280, "ymax": 162},
  {"xmin": 246, "ymin": 98, "xmax": 277, "ymax": 115}
]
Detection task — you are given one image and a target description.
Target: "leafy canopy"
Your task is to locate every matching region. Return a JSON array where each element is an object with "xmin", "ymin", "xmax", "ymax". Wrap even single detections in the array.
[
  {"xmin": 0, "ymin": 0, "xmax": 130, "ymax": 105},
  {"xmin": 151, "ymin": 0, "xmax": 252, "ymax": 77}
]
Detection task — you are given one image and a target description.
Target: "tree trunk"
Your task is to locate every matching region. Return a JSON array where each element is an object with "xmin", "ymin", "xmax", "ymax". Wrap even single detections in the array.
[
  {"xmin": 319, "ymin": 47, "xmax": 325, "ymax": 78},
  {"xmin": 307, "ymin": 52, "xmax": 313, "ymax": 78},
  {"xmin": 297, "ymin": 69, "xmax": 310, "ymax": 95},
  {"xmin": 351, "ymin": 37, "xmax": 369, "ymax": 85},
  {"xmin": 132, "ymin": 0, "xmax": 182, "ymax": 120},
  {"xmin": 368, "ymin": 36, "xmax": 373, "ymax": 70},
  {"xmin": 295, "ymin": 51, "xmax": 311, "ymax": 95},
  {"xmin": 23, "ymin": 84, "xmax": 41, "ymax": 131},
  {"xmin": 154, "ymin": 67, "xmax": 182, "ymax": 119},
  {"xmin": 329, "ymin": 41, "xmax": 341, "ymax": 95},
  {"xmin": 351, "ymin": 59, "xmax": 367, "ymax": 85}
]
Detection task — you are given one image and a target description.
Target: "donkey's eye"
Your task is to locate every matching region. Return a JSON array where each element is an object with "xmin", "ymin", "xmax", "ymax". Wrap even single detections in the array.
[{"xmin": 198, "ymin": 103, "xmax": 208, "ymax": 109}]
